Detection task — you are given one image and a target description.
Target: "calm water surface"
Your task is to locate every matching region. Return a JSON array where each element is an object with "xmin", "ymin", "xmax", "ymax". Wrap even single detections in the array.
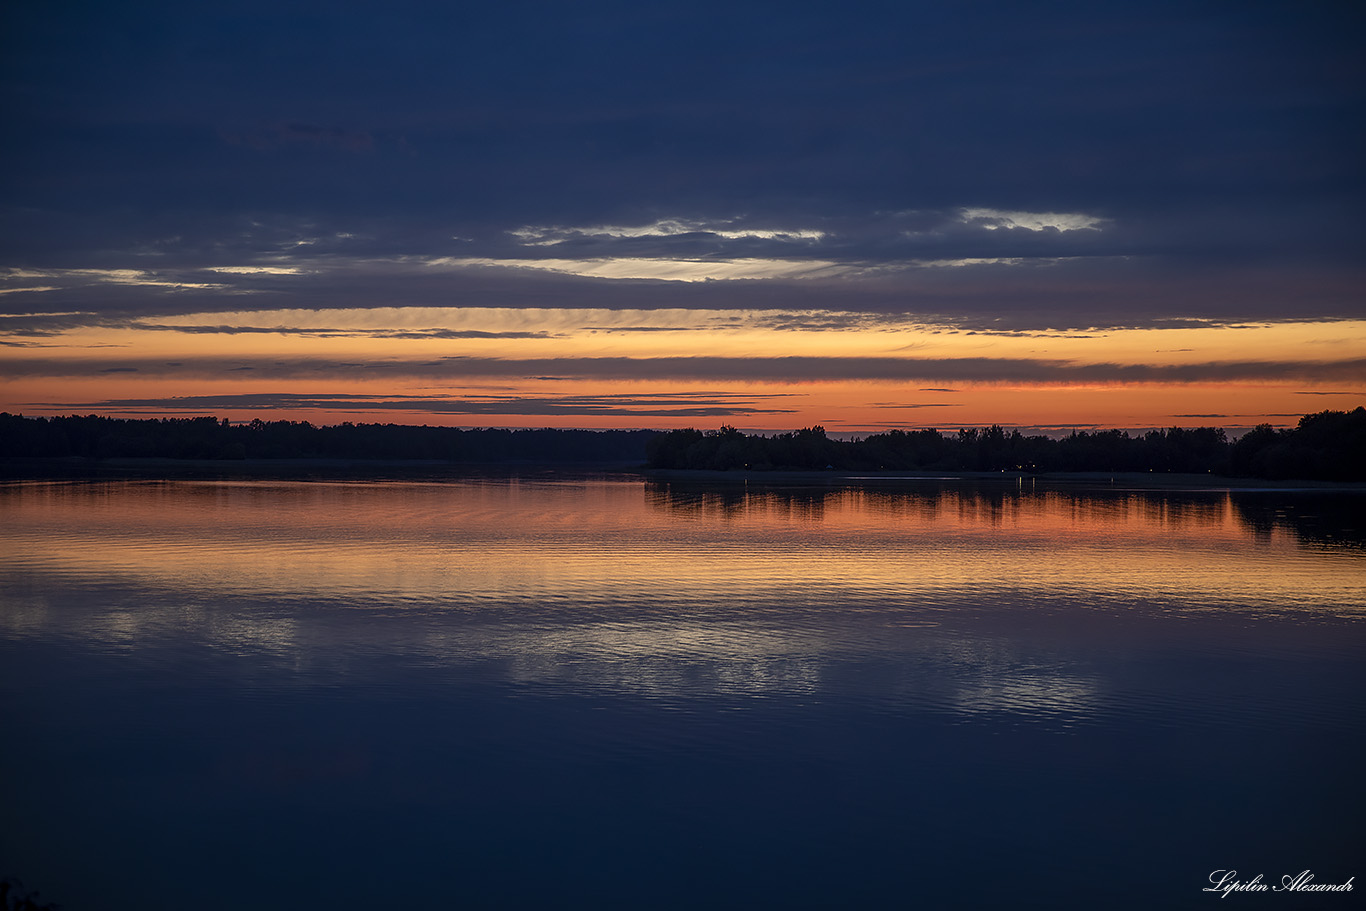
[{"xmin": 2, "ymin": 475, "xmax": 1363, "ymax": 909}]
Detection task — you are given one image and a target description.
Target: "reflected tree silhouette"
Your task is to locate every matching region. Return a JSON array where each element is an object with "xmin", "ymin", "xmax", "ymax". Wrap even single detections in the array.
[
  {"xmin": 1230, "ymin": 493, "xmax": 1366, "ymax": 551},
  {"xmin": 645, "ymin": 482, "xmax": 837, "ymax": 521},
  {"xmin": 645, "ymin": 481, "xmax": 1366, "ymax": 555}
]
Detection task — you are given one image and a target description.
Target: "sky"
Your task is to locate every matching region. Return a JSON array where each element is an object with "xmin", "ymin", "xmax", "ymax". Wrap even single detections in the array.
[{"xmin": 2, "ymin": 0, "xmax": 1363, "ymax": 434}]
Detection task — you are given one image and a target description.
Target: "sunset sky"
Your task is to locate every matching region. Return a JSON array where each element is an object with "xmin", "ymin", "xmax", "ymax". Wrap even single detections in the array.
[{"xmin": 2, "ymin": 1, "xmax": 1363, "ymax": 434}]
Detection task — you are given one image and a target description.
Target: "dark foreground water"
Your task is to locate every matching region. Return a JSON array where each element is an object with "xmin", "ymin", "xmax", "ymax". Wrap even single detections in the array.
[{"xmin": 2, "ymin": 474, "xmax": 1363, "ymax": 910}]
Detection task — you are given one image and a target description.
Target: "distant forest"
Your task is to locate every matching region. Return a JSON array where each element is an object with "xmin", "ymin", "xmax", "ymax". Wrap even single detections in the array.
[
  {"xmin": 0, "ymin": 413, "xmax": 654, "ymax": 464},
  {"xmin": 1, "ymin": 409, "xmax": 1364, "ymax": 480},
  {"xmin": 645, "ymin": 409, "xmax": 1366, "ymax": 481}
]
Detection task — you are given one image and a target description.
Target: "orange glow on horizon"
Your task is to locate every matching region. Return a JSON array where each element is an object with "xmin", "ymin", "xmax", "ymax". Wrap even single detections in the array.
[
  {"xmin": 2, "ymin": 309, "xmax": 1363, "ymax": 432},
  {"xmin": 2, "ymin": 374, "xmax": 1360, "ymax": 434}
]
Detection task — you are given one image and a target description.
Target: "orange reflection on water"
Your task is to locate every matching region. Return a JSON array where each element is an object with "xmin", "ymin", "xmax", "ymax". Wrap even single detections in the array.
[{"xmin": 2, "ymin": 478, "xmax": 1362, "ymax": 621}]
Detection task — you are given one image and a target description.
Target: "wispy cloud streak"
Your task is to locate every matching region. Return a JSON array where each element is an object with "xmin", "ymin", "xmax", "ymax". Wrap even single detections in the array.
[
  {"xmin": 44, "ymin": 391, "xmax": 801, "ymax": 418},
  {"xmin": 7, "ymin": 355, "xmax": 1365, "ymax": 385}
]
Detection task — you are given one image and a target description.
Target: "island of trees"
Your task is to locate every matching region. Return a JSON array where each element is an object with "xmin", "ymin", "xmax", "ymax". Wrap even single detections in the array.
[{"xmin": 1, "ymin": 408, "xmax": 1363, "ymax": 481}]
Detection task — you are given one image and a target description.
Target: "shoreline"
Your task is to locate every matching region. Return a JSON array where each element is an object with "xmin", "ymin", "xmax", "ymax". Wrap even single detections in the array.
[
  {"xmin": 642, "ymin": 468, "xmax": 1366, "ymax": 491},
  {"xmin": 3, "ymin": 457, "xmax": 1365, "ymax": 491},
  {"xmin": 0, "ymin": 457, "xmax": 648, "ymax": 480}
]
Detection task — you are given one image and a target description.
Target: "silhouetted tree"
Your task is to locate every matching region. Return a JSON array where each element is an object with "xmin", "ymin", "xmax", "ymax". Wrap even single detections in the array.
[{"xmin": 5, "ymin": 411, "xmax": 1362, "ymax": 479}]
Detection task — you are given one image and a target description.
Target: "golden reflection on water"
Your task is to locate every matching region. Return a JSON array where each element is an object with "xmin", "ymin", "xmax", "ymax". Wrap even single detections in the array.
[
  {"xmin": 2, "ymin": 476, "xmax": 1363, "ymax": 719},
  {"xmin": 2, "ymin": 478, "xmax": 1362, "ymax": 615}
]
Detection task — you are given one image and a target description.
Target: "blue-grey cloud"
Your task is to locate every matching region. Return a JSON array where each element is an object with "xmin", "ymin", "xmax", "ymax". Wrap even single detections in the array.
[
  {"xmin": 7, "ymin": 354, "xmax": 1366, "ymax": 386},
  {"xmin": 868, "ymin": 403, "xmax": 958, "ymax": 409},
  {"xmin": 128, "ymin": 323, "xmax": 561, "ymax": 340},
  {"xmin": 46, "ymin": 391, "xmax": 801, "ymax": 419},
  {"xmin": 2, "ymin": 253, "xmax": 1361, "ymax": 334},
  {"xmin": 1293, "ymin": 390, "xmax": 1363, "ymax": 396},
  {"xmin": 1, "ymin": 1, "xmax": 1361, "ymax": 335}
]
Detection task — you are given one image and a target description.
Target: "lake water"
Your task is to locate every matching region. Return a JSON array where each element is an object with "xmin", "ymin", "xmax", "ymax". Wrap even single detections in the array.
[{"xmin": 1, "ymin": 474, "xmax": 1363, "ymax": 909}]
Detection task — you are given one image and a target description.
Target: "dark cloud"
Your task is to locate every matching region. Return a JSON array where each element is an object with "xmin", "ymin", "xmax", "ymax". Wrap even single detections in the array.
[
  {"xmin": 868, "ymin": 403, "xmax": 959, "ymax": 409},
  {"xmin": 8, "ymin": 354, "xmax": 1366, "ymax": 386},
  {"xmin": 48, "ymin": 391, "xmax": 800, "ymax": 419},
  {"xmin": 1, "ymin": 254, "xmax": 1361, "ymax": 333},
  {"xmin": 129, "ymin": 323, "xmax": 560, "ymax": 340},
  {"xmin": 582, "ymin": 326, "xmax": 712, "ymax": 333},
  {"xmin": 1, "ymin": 0, "xmax": 1361, "ymax": 331}
]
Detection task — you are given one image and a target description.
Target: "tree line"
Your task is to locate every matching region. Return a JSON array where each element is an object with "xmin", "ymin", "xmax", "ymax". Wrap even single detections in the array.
[
  {"xmin": 645, "ymin": 409, "xmax": 1366, "ymax": 481},
  {"xmin": 2, "ymin": 409, "xmax": 1362, "ymax": 479},
  {"xmin": 0, "ymin": 413, "xmax": 654, "ymax": 463}
]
